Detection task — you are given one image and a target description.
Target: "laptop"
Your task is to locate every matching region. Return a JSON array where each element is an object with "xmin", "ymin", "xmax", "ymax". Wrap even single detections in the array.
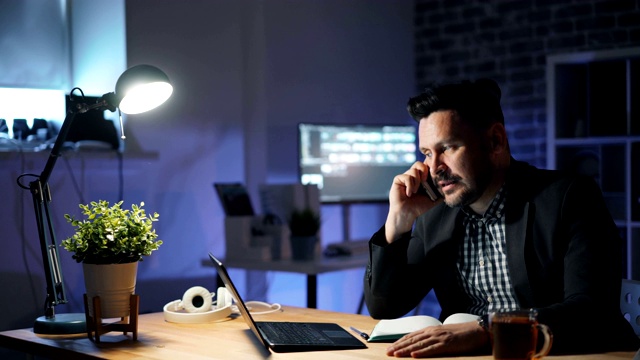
[{"xmin": 208, "ymin": 253, "xmax": 367, "ymax": 352}]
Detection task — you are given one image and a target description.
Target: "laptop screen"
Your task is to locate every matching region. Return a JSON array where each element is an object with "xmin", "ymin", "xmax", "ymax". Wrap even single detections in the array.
[{"xmin": 208, "ymin": 253, "xmax": 270, "ymax": 350}]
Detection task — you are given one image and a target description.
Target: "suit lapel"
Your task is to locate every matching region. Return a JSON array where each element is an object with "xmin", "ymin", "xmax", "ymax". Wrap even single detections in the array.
[
  {"xmin": 426, "ymin": 206, "xmax": 472, "ymax": 312},
  {"xmin": 504, "ymin": 166, "xmax": 535, "ymax": 307}
]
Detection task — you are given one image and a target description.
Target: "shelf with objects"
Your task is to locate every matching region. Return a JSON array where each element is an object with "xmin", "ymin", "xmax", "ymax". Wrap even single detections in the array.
[
  {"xmin": 209, "ymin": 182, "xmax": 369, "ymax": 309},
  {"xmin": 546, "ymin": 46, "xmax": 640, "ymax": 280}
]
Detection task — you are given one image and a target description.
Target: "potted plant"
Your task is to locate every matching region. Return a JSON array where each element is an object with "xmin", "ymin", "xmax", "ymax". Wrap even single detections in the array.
[
  {"xmin": 61, "ymin": 200, "xmax": 162, "ymax": 319},
  {"xmin": 287, "ymin": 207, "xmax": 321, "ymax": 261}
]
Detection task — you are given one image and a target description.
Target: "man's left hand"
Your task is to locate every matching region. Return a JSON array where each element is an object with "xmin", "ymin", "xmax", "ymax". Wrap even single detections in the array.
[{"xmin": 386, "ymin": 321, "xmax": 490, "ymax": 358}]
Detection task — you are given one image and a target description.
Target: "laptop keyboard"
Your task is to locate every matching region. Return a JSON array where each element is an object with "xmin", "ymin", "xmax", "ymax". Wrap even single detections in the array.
[{"xmin": 259, "ymin": 322, "xmax": 332, "ymax": 344}]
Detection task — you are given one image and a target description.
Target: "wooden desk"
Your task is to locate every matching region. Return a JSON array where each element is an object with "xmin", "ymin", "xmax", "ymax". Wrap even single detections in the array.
[
  {"xmin": 0, "ymin": 306, "xmax": 636, "ymax": 359},
  {"xmin": 204, "ymin": 254, "xmax": 368, "ymax": 309}
]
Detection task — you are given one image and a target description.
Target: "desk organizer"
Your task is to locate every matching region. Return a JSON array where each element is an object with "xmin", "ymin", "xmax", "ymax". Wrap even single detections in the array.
[{"xmin": 83, "ymin": 293, "xmax": 139, "ymax": 343}]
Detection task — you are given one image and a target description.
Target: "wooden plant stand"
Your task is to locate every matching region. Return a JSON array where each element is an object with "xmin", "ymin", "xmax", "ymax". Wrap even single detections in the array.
[{"xmin": 83, "ymin": 293, "xmax": 139, "ymax": 343}]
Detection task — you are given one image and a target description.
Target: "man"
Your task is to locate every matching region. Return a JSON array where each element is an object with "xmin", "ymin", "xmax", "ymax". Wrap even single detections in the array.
[{"xmin": 364, "ymin": 79, "xmax": 639, "ymax": 357}]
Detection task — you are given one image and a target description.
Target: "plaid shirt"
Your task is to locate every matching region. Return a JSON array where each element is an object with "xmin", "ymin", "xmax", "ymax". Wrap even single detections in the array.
[{"xmin": 457, "ymin": 185, "xmax": 519, "ymax": 315}]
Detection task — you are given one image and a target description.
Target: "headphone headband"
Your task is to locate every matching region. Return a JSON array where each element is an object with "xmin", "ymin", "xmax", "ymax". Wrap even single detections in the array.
[{"xmin": 163, "ymin": 286, "xmax": 232, "ymax": 324}]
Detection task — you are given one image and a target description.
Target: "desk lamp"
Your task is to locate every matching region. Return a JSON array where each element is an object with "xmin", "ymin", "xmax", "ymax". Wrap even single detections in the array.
[{"xmin": 16, "ymin": 64, "xmax": 173, "ymax": 334}]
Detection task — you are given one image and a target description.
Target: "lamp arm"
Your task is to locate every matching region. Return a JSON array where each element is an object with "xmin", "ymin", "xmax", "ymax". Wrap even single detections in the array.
[
  {"xmin": 39, "ymin": 96, "xmax": 113, "ymax": 185},
  {"xmin": 30, "ymin": 179, "xmax": 66, "ymax": 317},
  {"xmin": 30, "ymin": 107, "xmax": 81, "ymax": 317},
  {"xmin": 30, "ymin": 95, "xmax": 113, "ymax": 318}
]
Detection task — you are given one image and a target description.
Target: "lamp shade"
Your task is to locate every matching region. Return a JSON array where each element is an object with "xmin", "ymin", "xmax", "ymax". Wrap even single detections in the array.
[{"xmin": 115, "ymin": 64, "xmax": 173, "ymax": 114}]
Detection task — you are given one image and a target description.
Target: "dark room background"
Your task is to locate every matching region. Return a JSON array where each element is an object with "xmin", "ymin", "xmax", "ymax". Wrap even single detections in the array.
[{"xmin": 1, "ymin": 0, "xmax": 640, "ymax": 336}]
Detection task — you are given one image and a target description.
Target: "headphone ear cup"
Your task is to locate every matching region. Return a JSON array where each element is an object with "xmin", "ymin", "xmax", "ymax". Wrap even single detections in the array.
[
  {"xmin": 216, "ymin": 286, "xmax": 231, "ymax": 309},
  {"xmin": 181, "ymin": 286, "xmax": 213, "ymax": 313}
]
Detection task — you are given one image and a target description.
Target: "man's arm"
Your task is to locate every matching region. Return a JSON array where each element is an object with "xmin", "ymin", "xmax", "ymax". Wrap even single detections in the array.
[
  {"xmin": 528, "ymin": 175, "xmax": 639, "ymax": 352},
  {"xmin": 365, "ymin": 161, "xmax": 445, "ymax": 318},
  {"xmin": 364, "ymin": 228, "xmax": 426, "ymax": 319},
  {"xmin": 385, "ymin": 161, "xmax": 441, "ymax": 243}
]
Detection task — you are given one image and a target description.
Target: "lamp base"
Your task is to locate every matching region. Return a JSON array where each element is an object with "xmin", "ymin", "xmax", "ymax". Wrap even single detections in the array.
[{"xmin": 34, "ymin": 313, "xmax": 87, "ymax": 335}]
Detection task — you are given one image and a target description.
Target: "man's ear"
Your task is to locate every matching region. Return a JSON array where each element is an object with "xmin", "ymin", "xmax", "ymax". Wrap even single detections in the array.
[{"xmin": 488, "ymin": 123, "xmax": 508, "ymax": 152}]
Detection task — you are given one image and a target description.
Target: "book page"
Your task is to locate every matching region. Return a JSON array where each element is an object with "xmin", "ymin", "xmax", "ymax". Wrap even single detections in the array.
[
  {"xmin": 368, "ymin": 315, "xmax": 442, "ymax": 342},
  {"xmin": 442, "ymin": 313, "xmax": 479, "ymax": 325},
  {"xmin": 368, "ymin": 313, "xmax": 478, "ymax": 342}
]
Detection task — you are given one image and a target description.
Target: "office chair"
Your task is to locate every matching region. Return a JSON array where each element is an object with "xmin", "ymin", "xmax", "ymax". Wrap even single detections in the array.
[{"xmin": 621, "ymin": 279, "xmax": 640, "ymax": 335}]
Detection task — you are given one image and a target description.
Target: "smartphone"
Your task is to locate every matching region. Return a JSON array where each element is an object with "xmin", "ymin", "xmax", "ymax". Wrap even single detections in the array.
[{"xmin": 420, "ymin": 173, "xmax": 442, "ymax": 201}]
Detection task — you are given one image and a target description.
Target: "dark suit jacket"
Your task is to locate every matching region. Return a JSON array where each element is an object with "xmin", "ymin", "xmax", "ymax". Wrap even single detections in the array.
[{"xmin": 364, "ymin": 159, "xmax": 639, "ymax": 353}]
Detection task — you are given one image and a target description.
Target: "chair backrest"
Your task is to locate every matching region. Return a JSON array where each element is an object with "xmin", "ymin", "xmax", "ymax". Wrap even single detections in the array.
[{"xmin": 620, "ymin": 279, "xmax": 640, "ymax": 335}]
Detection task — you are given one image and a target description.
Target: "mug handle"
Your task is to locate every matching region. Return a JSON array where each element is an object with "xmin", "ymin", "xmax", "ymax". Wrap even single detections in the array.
[{"xmin": 532, "ymin": 324, "xmax": 553, "ymax": 359}]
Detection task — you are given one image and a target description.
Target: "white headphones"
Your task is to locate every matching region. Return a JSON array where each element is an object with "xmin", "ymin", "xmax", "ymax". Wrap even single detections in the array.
[{"xmin": 163, "ymin": 286, "xmax": 233, "ymax": 324}]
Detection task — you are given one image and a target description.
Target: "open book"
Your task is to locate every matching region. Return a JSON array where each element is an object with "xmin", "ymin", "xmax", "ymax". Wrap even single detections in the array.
[{"xmin": 368, "ymin": 313, "xmax": 479, "ymax": 342}]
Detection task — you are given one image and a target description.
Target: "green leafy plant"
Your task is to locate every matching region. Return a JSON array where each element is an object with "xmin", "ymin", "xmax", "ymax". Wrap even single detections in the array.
[
  {"xmin": 61, "ymin": 200, "xmax": 162, "ymax": 264},
  {"xmin": 287, "ymin": 207, "xmax": 321, "ymax": 237}
]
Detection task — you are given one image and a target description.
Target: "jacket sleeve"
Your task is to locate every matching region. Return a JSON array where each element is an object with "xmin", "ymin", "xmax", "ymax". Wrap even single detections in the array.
[
  {"xmin": 363, "ymin": 226, "xmax": 434, "ymax": 319},
  {"xmin": 530, "ymin": 175, "xmax": 639, "ymax": 352}
]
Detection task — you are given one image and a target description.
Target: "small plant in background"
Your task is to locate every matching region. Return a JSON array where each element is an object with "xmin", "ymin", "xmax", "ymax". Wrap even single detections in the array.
[{"xmin": 288, "ymin": 207, "xmax": 321, "ymax": 237}]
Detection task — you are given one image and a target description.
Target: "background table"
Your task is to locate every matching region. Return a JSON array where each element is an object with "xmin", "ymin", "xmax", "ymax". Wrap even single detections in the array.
[{"xmin": 203, "ymin": 253, "xmax": 368, "ymax": 309}]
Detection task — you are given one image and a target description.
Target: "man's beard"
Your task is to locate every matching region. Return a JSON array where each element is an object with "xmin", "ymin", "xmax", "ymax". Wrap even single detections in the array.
[
  {"xmin": 443, "ymin": 179, "xmax": 479, "ymax": 208},
  {"xmin": 440, "ymin": 168, "xmax": 491, "ymax": 209}
]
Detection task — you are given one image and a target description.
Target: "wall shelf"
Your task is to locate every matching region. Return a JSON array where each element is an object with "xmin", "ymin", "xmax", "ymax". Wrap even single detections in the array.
[{"xmin": 547, "ymin": 47, "xmax": 640, "ymax": 280}]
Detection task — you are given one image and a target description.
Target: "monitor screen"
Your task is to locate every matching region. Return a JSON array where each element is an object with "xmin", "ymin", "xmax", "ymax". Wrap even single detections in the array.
[{"xmin": 298, "ymin": 123, "xmax": 417, "ymax": 203}]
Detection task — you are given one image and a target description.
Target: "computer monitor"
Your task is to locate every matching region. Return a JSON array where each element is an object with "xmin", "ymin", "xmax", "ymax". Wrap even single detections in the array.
[{"xmin": 298, "ymin": 122, "xmax": 417, "ymax": 203}]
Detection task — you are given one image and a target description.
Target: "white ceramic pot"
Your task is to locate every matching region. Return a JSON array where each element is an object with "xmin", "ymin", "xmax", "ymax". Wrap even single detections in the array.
[{"xmin": 83, "ymin": 262, "xmax": 138, "ymax": 318}]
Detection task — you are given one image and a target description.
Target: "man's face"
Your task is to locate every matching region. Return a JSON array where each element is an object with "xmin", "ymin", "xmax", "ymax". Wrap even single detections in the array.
[{"xmin": 418, "ymin": 110, "xmax": 494, "ymax": 209}]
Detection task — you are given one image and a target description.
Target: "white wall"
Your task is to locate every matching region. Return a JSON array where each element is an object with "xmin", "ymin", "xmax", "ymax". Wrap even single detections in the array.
[
  {"xmin": 70, "ymin": 0, "xmax": 127, "ymax": 96},
  {"xmin": 0, "ymin": 0, "xmax": 69, "ymax": 89},
  {"xmin": 0, "ymin": 0, "xmax": 414, "ymax": 331}
]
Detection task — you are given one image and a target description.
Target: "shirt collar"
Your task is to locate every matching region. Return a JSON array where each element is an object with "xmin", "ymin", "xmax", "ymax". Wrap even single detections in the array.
[{"xmin": 462, "ymin": 184, "xmax": 507, "ymax": 221}]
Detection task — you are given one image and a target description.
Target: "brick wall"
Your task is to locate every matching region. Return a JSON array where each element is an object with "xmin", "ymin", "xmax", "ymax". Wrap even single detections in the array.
[{"xmin": 413, "ymin": 0, "xmax": 640, "ymax": 167}]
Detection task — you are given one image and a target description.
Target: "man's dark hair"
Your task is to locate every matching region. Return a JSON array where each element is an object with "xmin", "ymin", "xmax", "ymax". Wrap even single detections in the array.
[{"xmin": 407, "ymin": 79, "xmax": 504, "ymax": 131}]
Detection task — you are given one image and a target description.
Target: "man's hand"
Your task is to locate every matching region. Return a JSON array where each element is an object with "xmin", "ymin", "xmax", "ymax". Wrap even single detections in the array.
[
  {"xmin": 385, "ymin": 161, "xmax": 442, "ymax": 243},
  {"xmin": 385, "ymin": 322, "xmax": 490, "ymax": 358}
]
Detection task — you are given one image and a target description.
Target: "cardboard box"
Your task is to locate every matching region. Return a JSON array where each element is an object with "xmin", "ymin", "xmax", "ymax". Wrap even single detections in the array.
[
  {"xmin": 224, "ymin": 216, "xmax": 289, "ymax": 261},
  {"xmin": 259, "ymin": 184, "xmax": 321, "ymax": 259}
]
